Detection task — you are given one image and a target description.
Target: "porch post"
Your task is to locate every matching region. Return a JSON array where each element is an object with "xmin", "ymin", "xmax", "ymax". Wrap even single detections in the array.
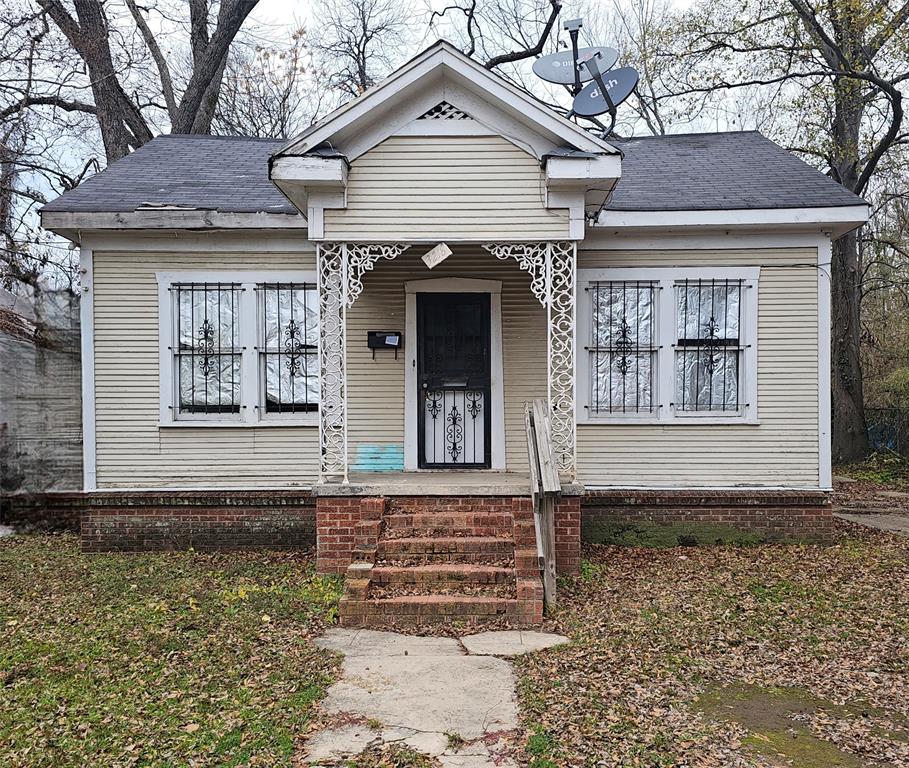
[
  {"xmin": 316, "ymin": 242, "xmax": 348, "ymax": 482},
  {"xmin": 482, "ymin": 241, "xmax": 577, "ymax": 478},
  {"xmin": 547, "ymin": 242, "xmax": 577, "ymax": 479}
]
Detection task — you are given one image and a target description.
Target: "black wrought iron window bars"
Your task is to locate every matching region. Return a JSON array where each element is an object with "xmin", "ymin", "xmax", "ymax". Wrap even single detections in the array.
[
  {"xmin": 587, "ymin": 280, "xmax": 660, "ymax": 414},
  {"xmin": 675, "ymin": 278, "xmax": 745, "ymax": 413},
  {"xmin": 256, "ymin": 282, "xmax": 319, "ymax": 414},
  {"xmin": 171, "ymin": 282, "xmax": 243, "ymax": 415}
]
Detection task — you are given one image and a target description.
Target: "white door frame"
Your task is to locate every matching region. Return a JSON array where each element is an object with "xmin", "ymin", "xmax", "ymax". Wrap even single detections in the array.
[{"xmin": 404, "ymin": 278, "xmax": 506, "ymax": 471}]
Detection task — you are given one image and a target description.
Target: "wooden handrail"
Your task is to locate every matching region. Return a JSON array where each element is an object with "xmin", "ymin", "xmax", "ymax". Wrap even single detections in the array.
[{"xmin": 524, "ymin": 398, "xmax": 560, "ymax": 609}]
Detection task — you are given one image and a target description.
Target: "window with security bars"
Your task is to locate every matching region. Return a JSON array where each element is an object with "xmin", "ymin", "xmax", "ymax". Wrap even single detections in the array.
[
  {"xmin": 172, "ymin": 283, "xmax": 242, "ymax": 415},
  {"xmin": 257, "ymin": 283, "xmax": 319, "ymax": 413},
  {"xmin": 588, "ymin": 280, "xmax": 659, "ymax": 414},
  {"xmin": 675, "ymin": 278, "xmax": 744, "ymax": 412}
]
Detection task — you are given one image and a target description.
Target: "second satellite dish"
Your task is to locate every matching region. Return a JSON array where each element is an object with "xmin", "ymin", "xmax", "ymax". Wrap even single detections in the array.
[
  {"xmin": 572, "ymin": 66, "xmax": 640, "ymax": 117},
  {"xmin": 532, "ymin": 46, "xmax": 618, "ymax": 85}
]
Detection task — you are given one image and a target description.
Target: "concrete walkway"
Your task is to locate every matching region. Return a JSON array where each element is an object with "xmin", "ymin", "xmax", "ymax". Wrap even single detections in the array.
[
  {"xmin": 0, "ymin": 525, "xmax": 14, "ymax": 538},
  {"xmin": 305, "ymin": 628, "xmax": 568, "ymax": 766},
  {"xmin": 834, "ymin": 511, "xmax": 909, "ymax": 537}
]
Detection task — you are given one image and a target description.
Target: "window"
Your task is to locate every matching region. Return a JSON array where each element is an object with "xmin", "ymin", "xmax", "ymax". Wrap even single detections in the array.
[
  {"xmin": 588, "ymin": 280, "xmax": 658, "ymax": 414},
  {"xmin": 158, "ymin": 273, "xmax": 318, "ymax": 425},
  {"xmin": 172, "ymin": 283, "xmax": 242, "ymax": 416},
  {"xmin": 578, "ymin": 268, "xmax": 758, "ymax": 424},
  {"xmin": 675, "ymin": 279, "xmax": 743, "ymax": 413},
  {"xmin": 258, "ymin": 283, "xmax": 319, "ymax": 414}
]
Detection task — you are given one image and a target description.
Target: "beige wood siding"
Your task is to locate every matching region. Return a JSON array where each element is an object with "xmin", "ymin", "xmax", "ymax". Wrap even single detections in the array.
[
  {"xmin": 92, "ymin": 242, "xmax": 319, "ymax": 489},
  {"xmin": 346, "ymin": 246, "xmax": 547, "ymax": 470},
  {"xmin": 323, "ymin": 135, "xmax": 569, "ymax": 241},
  {"xmin": 576, "ymin": 247, "xmax": 820, "ymax": 488}
]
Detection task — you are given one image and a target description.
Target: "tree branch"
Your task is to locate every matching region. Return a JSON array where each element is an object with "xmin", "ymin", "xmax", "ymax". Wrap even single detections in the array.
[
  {"xmin": 484, "ymin": 0, "xmax": 561, "ymax": 70},
  {"xmin": 124, "ymin": 0, "xmax": 177, "ymax": 120}
]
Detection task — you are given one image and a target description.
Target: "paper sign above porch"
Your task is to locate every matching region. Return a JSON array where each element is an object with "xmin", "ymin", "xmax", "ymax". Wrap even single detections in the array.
[{"xmin": 422, "ymin": 243, "xmax": 452, "ymax": 269}]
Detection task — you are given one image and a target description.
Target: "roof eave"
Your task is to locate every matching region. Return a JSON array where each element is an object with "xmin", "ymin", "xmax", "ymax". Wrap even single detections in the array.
[
  {"xmin": 593, "ymin": 203, "xmax": 869, "ymax": 238},
  {"xmin": 40, "ymin": 209, "xmax": 307, "ymax": 243}
]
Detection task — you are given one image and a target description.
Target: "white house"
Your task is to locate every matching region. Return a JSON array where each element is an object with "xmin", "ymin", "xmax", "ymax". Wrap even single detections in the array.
[{"xmin": 42, "ymin": 42, "xmax": 868, "ymax": 626}]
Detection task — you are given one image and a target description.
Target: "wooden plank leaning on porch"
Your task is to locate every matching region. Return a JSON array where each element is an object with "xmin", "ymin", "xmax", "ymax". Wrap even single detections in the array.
[{"xmin": 525, "ymin": 399, "xmax": 561, "ymax": 608}]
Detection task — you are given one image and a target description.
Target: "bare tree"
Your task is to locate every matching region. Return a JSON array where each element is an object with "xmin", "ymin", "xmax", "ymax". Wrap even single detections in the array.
[
  {"xmin": 660, "ymin": 0, "xmax": 909, "ymax": 462},
  {"xmin": 312, "ymin": 0, "xmax": 414, "ymax": 97},
  {"xmin": 429, "ymin": 0, "xmax": 563, "ymax": 71},
  {"xmin": 214, "ymin": 29, "xmax": 330, "ymax": 138},
  {"xmin": 4, "ymin": 0, "xmax": 261, "ymax": 163}
]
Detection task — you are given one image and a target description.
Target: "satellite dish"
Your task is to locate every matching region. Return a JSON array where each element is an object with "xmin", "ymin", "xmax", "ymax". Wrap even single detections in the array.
[
  {"xmin": 532, "ymin": 46, "xmax": 619, "ymax": 85},
  {"xmin": 572, "ymin": 66, "xmax": 640, "ymax": 118}
]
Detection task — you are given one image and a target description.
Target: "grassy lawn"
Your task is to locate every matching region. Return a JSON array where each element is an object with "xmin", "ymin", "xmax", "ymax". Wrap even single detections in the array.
[
  {"xmin": 0, "ymin": 534, "xmax": 342, "ymax": 768},
  {"xmin": 517, "ymin": 521, "xmax": 909, "ymax": 767}
]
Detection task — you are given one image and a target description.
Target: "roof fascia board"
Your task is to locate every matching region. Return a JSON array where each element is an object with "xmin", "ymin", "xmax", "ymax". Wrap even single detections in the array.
[
  {"xmin": 277, "ymin": 42, "xmax": 616, "ymax": 159},
  {"xmin": 270, "ymin": 156, "xmax": 347, "ymax": 186},
  {"xmin": 41, "ymin": 210, "xmax": 306, "ymax": 242},
  {"xmin": 435, "ymin": 47, "xmax": 615, "ymax": 154},
  {"xmin": 595, "ymin": 204, "xmax": 869, "ymax": 237},
  {"xmin": 277, "ymin": 51, "xmax": 447, "ymax": 156}
]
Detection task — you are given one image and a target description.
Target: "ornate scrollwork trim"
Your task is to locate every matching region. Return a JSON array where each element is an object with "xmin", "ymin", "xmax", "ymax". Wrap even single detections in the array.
[
  {"xmin": 346, "ymin": 243, "xmax": 411, "ymax": 307},
  {"xmin": 481, "ymin": 243, "xmax": 548, "ymax": 306}
]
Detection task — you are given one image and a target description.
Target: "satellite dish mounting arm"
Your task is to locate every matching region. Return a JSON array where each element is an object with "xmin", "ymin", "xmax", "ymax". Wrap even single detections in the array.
[
  {"xmin": 563, "ymin": 17, "xmax": 584, "ymax": 96},
  {"xmin": 583, "ymin": 53, "xmax": 618, "ymax": 133}
]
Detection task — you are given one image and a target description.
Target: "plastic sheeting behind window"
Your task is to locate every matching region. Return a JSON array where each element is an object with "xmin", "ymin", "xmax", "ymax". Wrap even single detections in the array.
[
  {"xmin": 675, "ymin": 279, "xmax": 743, "ymax": 412},
  {"xmin": 589, "ymin": 281, "xmax": 658, "ymax": 414},
  {"xmin": 173, "ymin": 283, "xmax": 242, "ymax": 414},
  {"xmin": 259, "ymin": 283, "xmax": 319, "ymax": 413}
]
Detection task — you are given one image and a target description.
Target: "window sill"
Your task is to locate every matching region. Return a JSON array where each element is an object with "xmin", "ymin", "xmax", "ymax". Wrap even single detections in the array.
[
  {"xmin": 578, "ymin": 416, "xmax": 760, "ymax": 427},
  {"xmin": 159, "ymin": 417, "xmax": 318, "ymax": 429}
]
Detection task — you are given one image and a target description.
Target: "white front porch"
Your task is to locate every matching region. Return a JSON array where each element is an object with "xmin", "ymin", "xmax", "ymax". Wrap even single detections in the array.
[{"xmin": 315, "ymin": 241, "xmax": 579, "ymax": 484}]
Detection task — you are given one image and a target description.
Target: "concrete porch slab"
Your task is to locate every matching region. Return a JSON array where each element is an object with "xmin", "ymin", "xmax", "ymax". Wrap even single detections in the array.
[{"xmin": 316, "ymin": 470, "xmax": 584, "ymax": 497}]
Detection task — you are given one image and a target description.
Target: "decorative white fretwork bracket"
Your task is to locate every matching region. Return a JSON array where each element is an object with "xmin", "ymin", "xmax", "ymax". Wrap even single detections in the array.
[{"xmin": 482, "ymin": 242, "xmax": 577, "ymax": 478}]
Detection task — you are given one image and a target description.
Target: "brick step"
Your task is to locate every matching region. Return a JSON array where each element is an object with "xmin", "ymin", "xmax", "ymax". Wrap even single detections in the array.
[
  {"xmin": 338, "ymin": 593, "xmax": 541, "ymax": 628},
  {"xmin": 382, "ymin": 512, "xmax": 513, "ymax": 537},
  {"xmin": 370, "ymin": 563, "xmax": 514, "ymax": 585},
  {"xmin": 376, "ymin": 536, "xmax": 515, "ymax": 566},
  {"xmin": 369, "ymin": 581, "xmax": 517, "ymax": 600}
]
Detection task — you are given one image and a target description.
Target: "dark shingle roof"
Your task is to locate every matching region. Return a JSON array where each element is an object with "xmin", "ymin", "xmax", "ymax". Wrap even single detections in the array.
[
  {"xmin": 607, "ymin": 131, "xmax": 863, "ymax": 210},
  {"xmin": 42, "ymin": 130, "xmax": 864, "ymax": 216},
  {"xmin": 42, "ymin": 135, "xmax": 295, "ymax": 215}
]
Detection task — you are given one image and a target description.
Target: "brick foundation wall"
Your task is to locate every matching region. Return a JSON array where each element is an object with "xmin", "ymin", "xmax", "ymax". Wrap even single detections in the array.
[
  {"xmin": 582, "ymin": 490, "xmax": 833, "ymax": 542},
  {"xmin": 81, "ymin": 491, "xmax": 315, "ymax": 552},
  {"xmin": 555, "ymin": 496, "xmax": 581, "ymax": 575},
  {"xmin": 1, "ymin": 492, "xmax": 84, "ymax": 532}
]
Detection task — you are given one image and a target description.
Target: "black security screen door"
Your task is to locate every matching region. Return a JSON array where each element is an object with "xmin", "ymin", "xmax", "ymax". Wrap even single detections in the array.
[{"xmin": 417, "ymin": 293, "xmax": 491, "ymax": 468}]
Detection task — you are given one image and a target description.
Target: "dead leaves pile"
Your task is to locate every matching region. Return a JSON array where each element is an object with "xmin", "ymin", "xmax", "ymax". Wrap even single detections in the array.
[
  {"xmin": 0, "ymin": 534, "xmax": 343, "ymax": 767},
  {"xmin": 516, "ymin": 521, "xmax": 909, "ymax": 767}
]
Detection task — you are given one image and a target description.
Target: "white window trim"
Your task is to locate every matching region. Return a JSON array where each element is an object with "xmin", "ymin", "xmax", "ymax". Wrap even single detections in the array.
[
  {"xmin": 156, "ymin": 270, "xmax": 318, "ymax": 428},
  {"xmin": 576, "ymin": 266, "xmax": 760, "ymax": 426}
]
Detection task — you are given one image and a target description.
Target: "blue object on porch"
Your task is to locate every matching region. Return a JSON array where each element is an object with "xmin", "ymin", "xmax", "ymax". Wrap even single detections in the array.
[{"xmin": 350, "ymin": 444, "xmax": 405, "ymax": 472}]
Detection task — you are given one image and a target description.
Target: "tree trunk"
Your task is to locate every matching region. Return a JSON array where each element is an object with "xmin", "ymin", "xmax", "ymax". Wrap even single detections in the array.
[{"xmin": 831, "ymin": 228, "xmax": 870, "ymax": 462}]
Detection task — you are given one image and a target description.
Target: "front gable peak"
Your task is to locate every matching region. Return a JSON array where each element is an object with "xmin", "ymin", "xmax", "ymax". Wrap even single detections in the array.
[{"xmin": 269, "ymin": 41, "xmax": 622, "ymax": 241}]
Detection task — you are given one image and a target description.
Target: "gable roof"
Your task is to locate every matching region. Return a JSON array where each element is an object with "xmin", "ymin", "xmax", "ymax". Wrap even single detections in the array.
[
  {"xmin": 607, "ymin": 131, "xmax": 863, "ymax": 211},
  {"xmin": 42, "ymin": 135, "xmax": 296, "ymax": 215},
  {"xmin": 41, "ymin": 130, "xmax": 864, "ymax": 218},
  {"xmin": 273, "ymin": 40, "xmax": 618, "ymax": 161}
]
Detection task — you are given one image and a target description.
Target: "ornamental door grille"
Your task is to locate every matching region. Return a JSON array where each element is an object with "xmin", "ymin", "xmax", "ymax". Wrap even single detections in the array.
[{"xmin": 417, "ymin": 293, "xmax": 491, "ymax": 468}]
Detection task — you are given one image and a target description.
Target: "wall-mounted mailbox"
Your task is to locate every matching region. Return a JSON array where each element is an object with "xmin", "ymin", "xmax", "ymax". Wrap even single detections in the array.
[{"xmin": 367, "ymin": 330, "xmax": 403, "ymax": 359}]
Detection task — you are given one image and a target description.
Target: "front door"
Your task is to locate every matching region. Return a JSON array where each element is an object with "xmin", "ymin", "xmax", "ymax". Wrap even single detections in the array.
[{"xmin": 417, "ymin": 293, "xmax": 491, "ymax": 468}]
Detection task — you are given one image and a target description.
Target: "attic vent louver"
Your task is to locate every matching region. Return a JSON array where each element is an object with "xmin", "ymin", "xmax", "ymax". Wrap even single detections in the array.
[{"xmin": 418, "ymin": 101, "xmax": 470, "ymax": 120}]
